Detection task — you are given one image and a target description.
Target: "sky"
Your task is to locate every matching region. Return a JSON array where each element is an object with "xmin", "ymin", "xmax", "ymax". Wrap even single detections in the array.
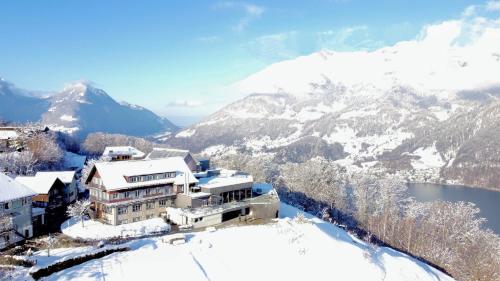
[{"xmin": 0, "ymin": 0, "xmax": 498, "ymax": 125}]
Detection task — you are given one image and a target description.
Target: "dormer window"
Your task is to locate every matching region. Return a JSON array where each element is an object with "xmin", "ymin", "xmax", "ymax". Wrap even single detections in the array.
[{"xmin": 126, "ymin": 172, "xmax": 177, "ymax": 183}]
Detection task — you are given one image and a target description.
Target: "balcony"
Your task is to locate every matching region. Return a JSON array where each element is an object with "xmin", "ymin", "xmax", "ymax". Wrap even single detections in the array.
[{"xmin": 90, "ymin": 191, "xmax": 176, "ymax": 206}]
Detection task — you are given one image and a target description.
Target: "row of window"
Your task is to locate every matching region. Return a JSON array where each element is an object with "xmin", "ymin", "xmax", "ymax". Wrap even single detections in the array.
[
  {"xmin": 114, "ymin": 199, "xmax": 169, "ymax": 215},
  {"xmin": 1, "ymin": 197, "xmax": 30, "ymax": 210},
  {"xmin": 92, "ymin": 186, "xmax": 173, "ymax": 201},
  {"xmin": 118, "ymin": 214, "xmax": 155, "ymax": 225},
  {"xmin": 128, "ymin": 172, "xmax": 177, "ymax": 183}
]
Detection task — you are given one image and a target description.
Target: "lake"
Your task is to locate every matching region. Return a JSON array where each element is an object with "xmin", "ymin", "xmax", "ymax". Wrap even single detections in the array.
[{"xmin": 407, "ymin": 183, "xmax": 500, "ymax": 235}]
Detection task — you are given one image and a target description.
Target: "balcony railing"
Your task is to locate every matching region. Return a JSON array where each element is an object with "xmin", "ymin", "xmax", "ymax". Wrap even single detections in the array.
[{"xmin": 90, "ymin": 191, "xmax": 176, "ymax": 205}]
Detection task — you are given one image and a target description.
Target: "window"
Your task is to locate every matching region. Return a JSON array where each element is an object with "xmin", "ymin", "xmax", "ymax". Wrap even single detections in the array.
[
  {"xmin": 118, "ymin": 206, "xmax": 128, "ymax": 215},
  {"xmin": 112, "ymin": 193, "xmax": 118, "ymax": 199},
  {"xmin": 132, "ymin": 217, "xmax": 141, "ymax": 222},
  {"xmin": 119, "ymin": 219, "xmax": 128, "ymax": 225},
  {"xmin": 135, "ymin": 190, "xmax": 140, "ymax": 197},
  {"xmin": 146, "ymin": 202, "xmax": 155, "ymax": 209},
  {"xmin": 158, "ymin": 200, "xmax": 166, "ymax": 206},
  {"xmin": 194, "ymin": 217, "xmax": 203, "ymax": 223},
  {"xmin": 3, "ymin": 203, "xmax": 8, "ymax": 210},
  {"xmin": 132, "ymin": 204, "xmax": 141, "ymax": 212},
  {"xmin": 104, "ymin": 206, "xmax": 113, "ymax": 214},
  {"xmin": 145, "ymin": 189, "xmax": 151, "ymax": 195}
]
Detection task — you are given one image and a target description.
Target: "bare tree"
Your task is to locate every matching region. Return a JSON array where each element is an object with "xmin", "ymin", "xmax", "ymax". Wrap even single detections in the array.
[{"xmin": 67, "ymin": 200, "xmax": 92, "ymax": 227}]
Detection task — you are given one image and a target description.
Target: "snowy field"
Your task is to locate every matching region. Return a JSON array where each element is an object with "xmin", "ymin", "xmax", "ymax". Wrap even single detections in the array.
[
  {"xmin": 35, "ymin": 203, "xmax": 454, "ymax": 281},
  {"xmin": 61, "ymin": 217, "xmax": 170, "ymax": 239}
]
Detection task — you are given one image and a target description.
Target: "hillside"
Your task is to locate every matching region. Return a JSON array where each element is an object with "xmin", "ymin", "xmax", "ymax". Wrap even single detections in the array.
[{"xmin": 10, "ymin": 204, "xmax": 454, "ymax": 281}]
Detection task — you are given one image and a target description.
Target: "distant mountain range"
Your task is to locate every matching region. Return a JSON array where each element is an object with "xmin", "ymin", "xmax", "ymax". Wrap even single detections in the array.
[
  {"xmin": 0, "ymin": 78, "xmax": 177, "ymax": 139},
  {"xmin": 163, "ymin": 42, "xmax": 500, "ymax": 189}
]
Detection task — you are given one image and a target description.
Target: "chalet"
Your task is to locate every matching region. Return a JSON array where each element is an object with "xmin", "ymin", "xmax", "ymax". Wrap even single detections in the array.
[
  {"xmin": 34, "ymin": 171, "xmax": 78, "ymax": 204},
  {"xmin": 85, "ymin": 157, "xmax": 198, "ymax": 225},
  {"xmin": 15, "ymin": 174, "xmax": 66, "ymax": 231},
  {"xmin": 102, "ymin": 146, "xmax": 145, "ymax": 161},
  {"xmin": 146, "ymin": 148, "xmax": 198, "ymax": 171},
  {"xmin": 0, "ymin": 173, "xmax": 36, "ymax": 249}
]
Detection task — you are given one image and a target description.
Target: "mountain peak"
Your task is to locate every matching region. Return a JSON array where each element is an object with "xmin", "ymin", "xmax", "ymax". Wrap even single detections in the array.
[{"xmin": 63, "ymin": 81, "xmax": 92, "ymax": 92}]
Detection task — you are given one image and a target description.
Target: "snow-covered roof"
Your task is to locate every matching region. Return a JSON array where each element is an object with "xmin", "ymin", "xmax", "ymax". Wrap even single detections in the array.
[
  {"xmin": 35, "ymin": 171, "xmax": 76, "ymax": 184},
  {"xmin": 63, "ymin": 151, "xmax": 87, "ymax": 170},
  {"xmin": 15, "ymin": 174, "xmax": 61, "ymax": 195},
  {"xmin": 91, "ymin": 157, "xmax": 198, "ymax": 191},
  {"xmin": 198, "ymin": 171, "xmax": 253, "ymax": 189},
  {"xmin": 0, "ymin": 130, "xmax": 18, "ymax": 140},
  {"xmin": 102, "ymin": 146, "xmax": 145, "ymax": 159},
  {"xmin": 146, "ymin": 147, "xmax": 191, "ymax": 160},
  {"xmin": 0, "ymin": 173, "xmax": 37, "ymax": 202}
]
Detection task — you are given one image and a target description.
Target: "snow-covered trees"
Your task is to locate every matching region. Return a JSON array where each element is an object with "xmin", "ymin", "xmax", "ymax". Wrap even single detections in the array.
[
  {"xmin": 25, "ymin": 132, "xmax": 63, "ymax": 167},
  {"xmin": 67, "ymin": 200, "xmax": 91, "ymax": 227},
  {"xmin": 0, "ymin": 130, "xmax": 64, "ymax": 175},
  {"xmin": 225, "ymin": 156, "xmax": 499, "ymax": 281},
  {"xmin": 81, "ymin": 132, "xmax": 153, "ymax": 156},
  {"xmin": 0, "ymin": 151, "xmax": 38, "ymax": 175}
]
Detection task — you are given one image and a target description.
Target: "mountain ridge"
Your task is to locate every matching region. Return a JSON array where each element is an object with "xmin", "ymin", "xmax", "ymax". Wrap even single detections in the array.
[{"xmin": 0, "ymin": 79, "xmax": 178, "ymax": 139}]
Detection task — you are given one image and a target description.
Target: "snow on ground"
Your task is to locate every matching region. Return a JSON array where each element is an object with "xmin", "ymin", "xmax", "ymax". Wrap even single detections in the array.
[
  {"xmin": 323, "ymin": 125, "xmax": 413, "ymax": 163},
  {"xmin": 175, "ymin": 128, "xmax": 196, "ymax": 138},
  {"xmin": 200, "ymin": 144, "xmax": 238, "ymax": 156},
  {"xmin": 61, "ymin": 217, "xmax": 170, "ymax": 240},
  {"xmin": 59, "ymin": 114, "xmax": 78, "ymax": 122},
  {"xmin": 410, "ymin": 144, "xmax": 445, "ymax": 169},
  {"xmin": 47, "ymin": 125, "xmax": 80, "ymax": 134},
  {"xmin": 28, "ymin": 246, "xmax": 95, "ymax": 270},
  {"xmin": 47, "ymin": 203, "xmax": 453, "ymax": 281}
]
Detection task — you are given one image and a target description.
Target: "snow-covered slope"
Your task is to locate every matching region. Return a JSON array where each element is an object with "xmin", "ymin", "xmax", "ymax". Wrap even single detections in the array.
[
  {"xmin": 15, "ymin": 204, "xmax": 454, "ymax": 281},
  {"xmin": 235, "ymin": 20, "xmax": 500, "ymax": 97},
  {"xmin": 41, "ymin": 82, "xmax": 178, "ymax": 138},
  {"xmin": 164, "ymin": 19, "xmax": 500, "ymax": 189}
]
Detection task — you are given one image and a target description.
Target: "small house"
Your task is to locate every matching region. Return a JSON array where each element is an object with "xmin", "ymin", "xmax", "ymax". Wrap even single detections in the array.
[
  {"xmin": 0, "ymin": 173, "xmax": 36, "ymax": 249},
  {"xmin": 102, "ymin": 146, "xmax": 145, "ymax": 161}
]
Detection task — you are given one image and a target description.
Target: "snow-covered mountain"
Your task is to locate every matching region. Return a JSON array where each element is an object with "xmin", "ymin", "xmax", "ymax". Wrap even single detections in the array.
[
  {"xmin": 41, "ymin": 82, "xmax": 177, "ymax": 138},
  {"xmin": 0, "ymin": 79, "xmax": 178, "ymax": 138},
  {"xmin": 164, "ymin": 20, "xmax": 500, "ymax": 189}
]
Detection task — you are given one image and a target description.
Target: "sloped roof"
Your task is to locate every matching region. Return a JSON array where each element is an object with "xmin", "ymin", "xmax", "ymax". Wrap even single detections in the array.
[
  {"xmin": 146, "ymin": 147, "xmax": 191, "ymax": 160},
  {"xmin": 15, "ymin": 174, "xmax": 61, "ymax": 195},
  {"xmin": 0, "ymin": 130, "xmax": 18, "ymax": 140},
  {"xmin": 35, "ymin": 171, "xmax": 76, "ymax": 184},
  {"xmin": 0, "ymin": 173, "xmax": 37, "ymax": 202},
  {"xmin": 90, "ymin": 157, "xmax": 198, "ymax": 191}
]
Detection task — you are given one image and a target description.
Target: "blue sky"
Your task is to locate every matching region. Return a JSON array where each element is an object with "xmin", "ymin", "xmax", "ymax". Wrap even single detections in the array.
[{"xmin": 0, "ymin": 0, "xmax": 492, "ymax": 124}]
